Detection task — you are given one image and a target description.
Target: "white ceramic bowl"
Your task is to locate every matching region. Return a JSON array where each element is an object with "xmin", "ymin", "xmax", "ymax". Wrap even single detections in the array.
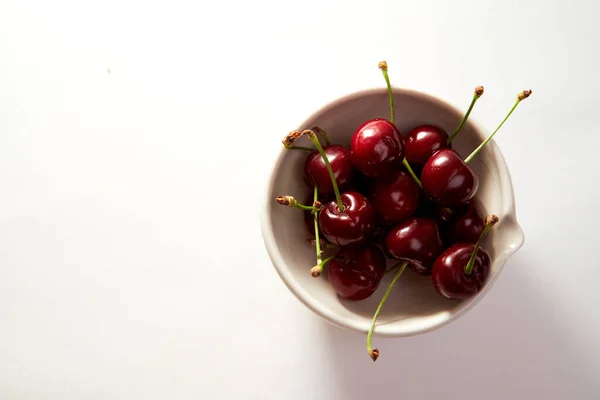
[{"xmin": 260, "ymin": 88, "xmax": 524, "ymax": 337}]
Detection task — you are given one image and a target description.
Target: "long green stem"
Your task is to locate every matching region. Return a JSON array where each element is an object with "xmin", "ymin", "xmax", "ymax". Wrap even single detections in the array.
[
  {"xmin": 313, "ymin": 185, "xmax": 322, "ymax": 261},
  {"xmin": 275, "ymin": 196, "xmax": 321, "ymax": 212},
  {"xmin": 367, "ymin": 261, "xmax": 409, "ymax": 362},
  {"xmin": 378, "ymin": 61, "xmax": 421, "ymax": 187},
  {"xmin": 306, "ymin": 131, "xmax": 345, "ymax": 213},
  {"xmin": 464, "ymin": 215, "xmax": 498, "ymax": 275},
  {"xmin": 285, "ymin": 145, "xmax": 314, "ymax": 152},
  {"xmin": 378, "ymin": 61, "xmax": 394, "ymax": 124},
  {"xmin": 306, "ymin": 238, "xmax": 338, "ymax": 249},
  {"xmin": 310, "ymin": 256, "xmax": 335, "ymax": 278},
  {"xmin": 464, "ymin": 90, "xmax": 531, "ymax": 164},
  {"xmin": 447, "ymin": 86, "xmax": 484, "ymax": 144},
  {"xmin": 311, "ymin": 126, "xmax": 331, "ymax": 146},
  {"xmin": 402, "ymin": 158, "xmax": 422, "ymax": 187}
]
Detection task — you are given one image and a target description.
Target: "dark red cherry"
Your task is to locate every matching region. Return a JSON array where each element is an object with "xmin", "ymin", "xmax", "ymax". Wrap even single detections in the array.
[
  {"xmin": 318, "ymin": 191, "xmax": 376, "ymax": 246},
  {"xmin": 404, "ymin": 125, "xmax": 450, "ymax": 167},
  {"xmin": 350, "ymin": 119, "xmax": 404, "ymax": 179},
  {"xmin": 369, "ymin": 170, "xmax": 420, "ymax": 225},
  {"xmin": 446, "ymin": 201, "xmax": 485, "ymax": 244},
  {"xmin": 421, "ymin": 149, "xmax": 479, "ymax": 207},
  {"xmin": 384, "ymin": 218, "xmax": 443, "ymax": 275},
  {"xmin": 431, "ymin": 243, "xmax": 491, "ymax": 300},
  {"xmin": 328, "ymin": 244, "xmax": 387, "ymax": 300},
  {"xmin": 304, "ymin": 145, "xmax": 353, "ymax": 197}
]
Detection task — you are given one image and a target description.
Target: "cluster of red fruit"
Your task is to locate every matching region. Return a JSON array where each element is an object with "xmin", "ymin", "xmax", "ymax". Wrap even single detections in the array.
[{"xmin": 276, "ymin": 61, "xmax": 531, "ymax": 361}]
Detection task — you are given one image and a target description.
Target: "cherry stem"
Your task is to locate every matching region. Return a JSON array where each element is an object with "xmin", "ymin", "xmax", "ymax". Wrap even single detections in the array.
[
  {"xmin": 464, "ymin": 215, "xmax": 499, "ymax": 275},
  {"xmin": 447, "ymin": 86, "xmax": 484, "ymax": 144},
  {"xmin": 306, "ymin": 238, "xmax": 338, "ymax": 249},
  {"xmin": 378, "ymin": 62, "xmax": 421, "ymax": 187},
  {"xmin": 285, "ymin": 145, "xmax": 314, "ymax": 152},
  {"xmin": 367, "ymin": 261, "xmax": 409, "ymax": 362},
  {"xmin": 275, "ymin": 195, "xmax": 322, "ymax": 212},
  {"xmin": 311, "ymin": 256, "xmax": 335, "ymax": 278},
  {"xmin": 464, "ymin": 90, "xmax": 532, "ymax": 164},
  {"xmin": 312, "ymin": 186, "xmax": 323, "ymax": 265},
  {"xmin": 311, "ymin": 126, "xmax": 331, "ymax": 146},
  {"xmin": 305, "ymin": 130, "xmax": 346, "ymax": 213},
  {"xmin": 402, "ymin": 158, "xmax": 422, "ymax": 187},
  {"xmin": 379, "ymin": 61, "xmax": 395, "ymax": 124}
]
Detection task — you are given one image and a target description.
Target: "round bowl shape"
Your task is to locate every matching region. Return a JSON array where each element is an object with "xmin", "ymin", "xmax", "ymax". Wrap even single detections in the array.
[{"xmin": 260, "ymin": 88, "xmax": 524, "ymax": 337}]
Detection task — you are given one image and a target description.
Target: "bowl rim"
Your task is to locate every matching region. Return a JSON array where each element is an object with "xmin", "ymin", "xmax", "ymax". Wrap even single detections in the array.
[{"xmin": 259, "ymin": 86, "xmax": 525, "ymax": 337}]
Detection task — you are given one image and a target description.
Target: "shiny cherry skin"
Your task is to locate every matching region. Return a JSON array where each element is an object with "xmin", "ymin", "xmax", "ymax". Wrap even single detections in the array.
[
  {"xmin": 369, "ymin": 170, "xmax": 420, "ymax": 225},
  {"xmin": 431, "ymin": 243, "xmax": 491, "ymax": 300},
  {"xmin": 404, "ymin": 125, "xmax": 450, "ymax": 167},
  {"xmin": 421, "ymin": 149, "xmax": 479, "ymax": 207},
  {"xmin": 384, "ymin": 217, "xmax": 444, "ymax": 275},
  {"xmin": 328, "ymin": 244, "xmax": 387, "ymax": 300},
  {"xmin": 318, "ymin": 191, "xmax": 376, "ymax": 246},
  {"xmin": 350, "ymin": 119, "xmax": 404, "ymax": 179},
  {"xmin": 304, "ymin": 145, "xmax": 353, "ymax": 198},
  {"xmin": 446, "ymin": 201, "xmax": 485, "ymax": 244}
]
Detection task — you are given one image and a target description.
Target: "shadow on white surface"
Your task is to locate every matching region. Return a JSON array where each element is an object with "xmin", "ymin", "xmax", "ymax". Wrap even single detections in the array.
[{"xmin": 318, "ymin": 252, "xmax": 593, "ymax": 399}]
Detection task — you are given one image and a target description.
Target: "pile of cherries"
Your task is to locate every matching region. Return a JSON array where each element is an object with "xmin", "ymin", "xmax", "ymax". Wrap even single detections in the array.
[{"xmin": 276, "ymin": 61, "xmax": 531, "ymax": 361}]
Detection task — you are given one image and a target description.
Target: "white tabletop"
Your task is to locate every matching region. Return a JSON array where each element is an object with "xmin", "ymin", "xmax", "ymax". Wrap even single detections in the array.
[{"xmin": 1, "ymin": 0, "xmax": 598, "ymax": 398}]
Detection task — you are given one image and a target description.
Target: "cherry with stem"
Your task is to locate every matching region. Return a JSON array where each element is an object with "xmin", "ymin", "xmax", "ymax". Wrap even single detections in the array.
[
  {"xmin": 366, "ymin": 261, "xmax": 409, "ymax": 361},
  {"xmin": 378, "ymin": 61, "xmax": 422, "ymax": 187},
  {"xmin": 464, "ymin": 215, "xmax": 497, "ymax": 275},
  {"xmin": 309, "ymin": 127, "xmax": 376, "ymax": 246},
  {"xmin": 447, "ymin": 86, "xmax": 484, "ymax": 144},
  {"xmin": 421, "ymin": 90, "xmax": 532, "ymax": 207},
  {"xmin": 432, "ymin": 215, "xmax": 498, "ymax": 300},
  {"xmin": 304, "ymin": 130, "xmax": 346, "ymax": 213}
]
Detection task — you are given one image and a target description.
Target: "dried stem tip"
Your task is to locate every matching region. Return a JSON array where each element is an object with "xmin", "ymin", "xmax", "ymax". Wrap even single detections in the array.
[
  {"xmin": 275, "ymin": 196, "xmax": 296, "ymax": 207},
  {"xmin": 282, "ymin": 130, "xmax": 302, "ymax": 148},
  {"xmin": 369, "ymin": 348, "xmax": 380, "ymax": 362},
  {"xmin": 378, "ymin": 60, "xmax": 388, "ymax": 71},
  {"xmin": 475, "ymin": 85, "xmax": 484, "ymax": 97},
  {"xmin": 518, "ymin": 90, "xmax": 532, "ymax": 101},
  {"xmin": 485, "ymin": 215, "xmax": 499, "ymax": 226},
  {"xmin": 310, "ymin": 265, "xmax": 322, "ymax": 278}
]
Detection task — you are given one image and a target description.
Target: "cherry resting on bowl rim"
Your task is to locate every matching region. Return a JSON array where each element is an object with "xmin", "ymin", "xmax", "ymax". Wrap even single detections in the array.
[{"xmin": 431, "ymin": 215, "xmax": 498, "ymax": 300}]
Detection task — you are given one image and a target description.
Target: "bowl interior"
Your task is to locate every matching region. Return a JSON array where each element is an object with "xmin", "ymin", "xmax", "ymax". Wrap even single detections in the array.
[{"xmin": 264, "ymin": 88, "xmax": 524, "ymax": 336}]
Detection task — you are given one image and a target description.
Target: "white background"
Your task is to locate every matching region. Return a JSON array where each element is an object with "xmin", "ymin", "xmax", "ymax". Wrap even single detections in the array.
[{"xmin": 0, "ymin": 0, "xmax": 598, "ymax": 398}]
